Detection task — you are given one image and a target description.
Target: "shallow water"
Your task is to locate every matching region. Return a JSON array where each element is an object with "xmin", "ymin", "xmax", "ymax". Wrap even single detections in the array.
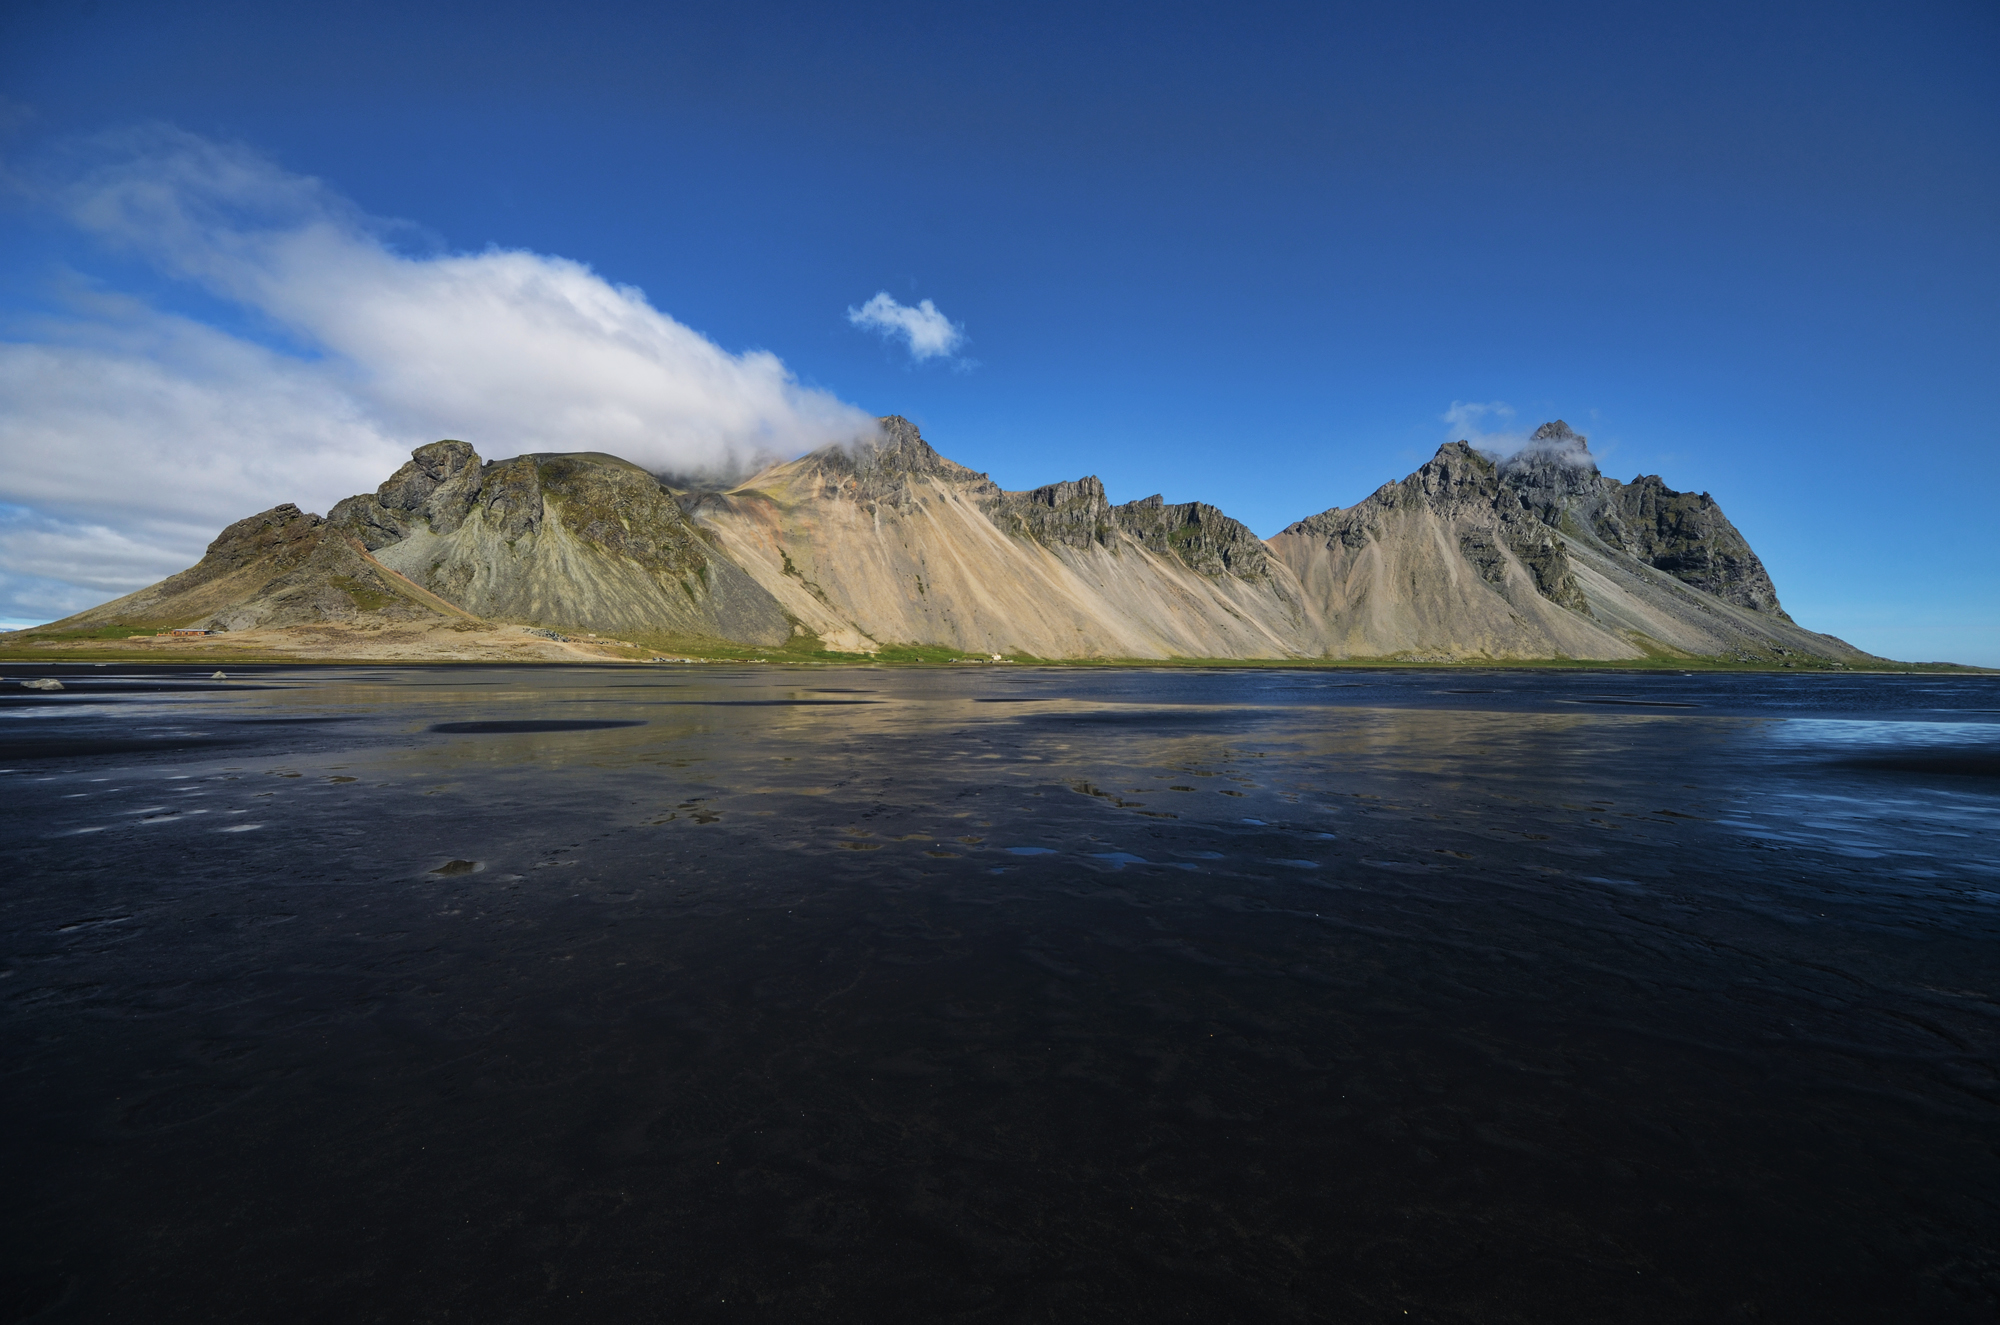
[{"xmin": 3, "ymin": 663, "xmax": 1997, "ymax": 1322}]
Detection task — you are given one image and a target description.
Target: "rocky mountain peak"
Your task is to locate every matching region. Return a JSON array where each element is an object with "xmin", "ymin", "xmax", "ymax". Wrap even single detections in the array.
[
  {"xmin": 855, "ymin": 416, "xmax": 976, "ymax": 479},
  {"xmin": 1593, "ymin": 474, "xmax": 1792, "ymax": 619},
  {"xmin": 787, "ymin": 416, "xmax": 990, "ymax": 504},
  {"xmin": 203, "ymin": 503, "xmax": 327, "ymax": 569},
  {"xmin": 1112, "ymin": 497, "xmax": 1272, "ymax": 580},
  {"xmin": 1415, "ymin": 441, "xmax": 1500, "ymax": 498},
  {"xmin": 988, "ymin": 475, "xmax": 1268, "ymax": 578},
  {"xmin": 1511, "ymin": 420, "xmax": 1595, "ymax": 467},
  {"xmin": 1501, "ymin": 420, "xmax": 1602, "ymax": 511},
  {"xmin": 849, "ymin": 415, "xmax": 939, "ymax": 470}
]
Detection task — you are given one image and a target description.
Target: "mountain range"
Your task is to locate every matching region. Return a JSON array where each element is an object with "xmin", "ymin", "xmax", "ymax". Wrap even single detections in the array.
[{"xmin": 27, "ymin": 418, "xmax": 1871, "ymax": 666}]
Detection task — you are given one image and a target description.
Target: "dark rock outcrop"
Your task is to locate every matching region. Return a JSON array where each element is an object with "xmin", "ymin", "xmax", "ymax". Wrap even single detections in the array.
[
  {"xmin": 990, "ymin": 476, "xmax": 1272, "ymax": 580},
  {"xmin": 1109, "ymin": 495, "xmax": 1273, "ymax": 580},
  {"xmin": 332, "ymin": 439, "xmax": 484, "ymax": 548},
  {"xmin": 1284, "ymin": 440, "xmax": 1589, "ymax": 613},
  {"xmin": 990, "ymin": 476, "xmax": 1113, "ymax": 550},
  {"xmin": 1596, "ymin": 476, "xmax": 1789, "ymax": 617}
]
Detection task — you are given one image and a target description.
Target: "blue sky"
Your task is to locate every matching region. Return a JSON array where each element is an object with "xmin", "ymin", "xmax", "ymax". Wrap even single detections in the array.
[{"xmin": 1, "ymin": 0, "xmax": 1995, "ymax": 663}]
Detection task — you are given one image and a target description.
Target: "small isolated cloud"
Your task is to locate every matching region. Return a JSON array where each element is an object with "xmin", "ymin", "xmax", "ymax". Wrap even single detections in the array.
[
  {"xmin": 1442, "ymin": 400, "xmax": 1524, "ymax": 452},
  {"xmin": 0, "ymin": 125, "xmax": 879, "ymax": 621},
  {"xmin": 847, "ymin": 292, "xmax": 966, "ymax": 362}
]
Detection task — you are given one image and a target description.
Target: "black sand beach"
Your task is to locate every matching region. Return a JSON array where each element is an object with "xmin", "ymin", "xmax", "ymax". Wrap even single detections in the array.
[{"xmin": 3, "ymin": 664, "xmax": 1996, "ymax": 1322}]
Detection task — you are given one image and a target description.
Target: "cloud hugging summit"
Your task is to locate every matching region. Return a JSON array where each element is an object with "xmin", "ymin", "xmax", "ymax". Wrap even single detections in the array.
[{"xmin": 39, "ymin": 418, "xmax": 1870, "ymax": 666}]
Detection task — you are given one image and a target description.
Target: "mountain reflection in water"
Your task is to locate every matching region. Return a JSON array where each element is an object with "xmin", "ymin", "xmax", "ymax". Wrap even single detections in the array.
[{"xmin": 3, "ymin": 664, "xmax": 1996, "ymax": 1323}]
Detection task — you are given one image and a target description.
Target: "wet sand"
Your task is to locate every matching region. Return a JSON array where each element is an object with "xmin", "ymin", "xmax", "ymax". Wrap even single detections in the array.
[{"xmin": 3, "ymin": 664, "xmax": 1997, "ymax": 1322}]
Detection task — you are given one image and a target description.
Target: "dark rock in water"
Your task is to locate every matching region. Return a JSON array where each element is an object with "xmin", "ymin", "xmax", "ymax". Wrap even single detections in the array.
[
  {"xmin": 428, "ymin": 859, "xmax": 481, "ymax": 875},
  {"xmin": 1833, "ymin": 750, "xmax": 2000, "ymax": 778}
]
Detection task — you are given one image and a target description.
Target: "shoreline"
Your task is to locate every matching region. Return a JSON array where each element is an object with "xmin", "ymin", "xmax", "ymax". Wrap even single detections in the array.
[{"xmin": 0, "ymin": 642, "xmax": 1988, "ymax": 676}]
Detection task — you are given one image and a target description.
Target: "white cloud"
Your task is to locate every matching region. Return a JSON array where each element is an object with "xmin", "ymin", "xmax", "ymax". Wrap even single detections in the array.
[
  {"xmin": 0, "ymin": 504, "xmax": 196, "ymax": 627},
  {"xmin": 846, "ymin": 291, "xmax": 966, "ymax": 361},
  {"xmin": 0, "ymin": 125, "xmax": 877, "ymax": 621},
  {"xmin": 1442, "ymin": 400, "xmax": 1524, "ymax": 452},
  {"xmin": 1442, "ymin": 401, "xmax": 1609, "ymax": 468},
  {"xmin": 1, "ymin": 301, "xmax": 411, "ymax": 533}
]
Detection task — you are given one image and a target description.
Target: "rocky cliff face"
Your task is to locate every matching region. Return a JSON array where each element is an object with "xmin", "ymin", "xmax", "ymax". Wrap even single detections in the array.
[
  {"xmin": 1599, "ymin": 478, "xmax": 1789, "ymax": 616},
  {"xmin": 41, "ymin": 415, "xmax": 1869, "ymax": 664},
  {"xmin": 1270, "ymin": 420, "xmax": 1849, "ymax": 661},
  {"xmin": 988, "ymin": 476, "xmax": 1274, "ymax": 580}
]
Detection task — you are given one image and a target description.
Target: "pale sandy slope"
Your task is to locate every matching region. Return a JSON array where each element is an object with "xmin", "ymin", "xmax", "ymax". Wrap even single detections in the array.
[
  {"xmin": 692, "ymin": 420, "xmax": 1867, "ymax": 663},
  {"xmin": 685, "ymin": 423, "xmax": 1315, "ymax": 659},
  {"xmin": 1269, "ymin": 437, "xmax": 1869, "ymax": 662}
]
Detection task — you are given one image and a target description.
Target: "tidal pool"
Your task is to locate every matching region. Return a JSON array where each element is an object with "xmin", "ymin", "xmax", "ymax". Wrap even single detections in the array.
[{"xmin": 3, "ymin": 663, "xmax": 1996, "ymax": 1322}]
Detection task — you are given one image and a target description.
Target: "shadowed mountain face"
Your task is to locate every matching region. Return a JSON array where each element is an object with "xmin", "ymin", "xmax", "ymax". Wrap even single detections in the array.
[{"xmin": 37, "ymin": 417, "xmax": 1870, "ymax": 663}]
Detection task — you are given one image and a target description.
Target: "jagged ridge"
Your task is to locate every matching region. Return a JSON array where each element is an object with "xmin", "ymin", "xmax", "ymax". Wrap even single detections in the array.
[
  {"xmin": 989, "ymin": 476, "xmax": 1272, "ymax": 580},
  {"xmin": 1270, "ymin": 420, "xmax": 1847, "ymax": 661},
  {"xmin": 32, "ymin": 414, "xmax": 1872, "ymax": 665}
]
